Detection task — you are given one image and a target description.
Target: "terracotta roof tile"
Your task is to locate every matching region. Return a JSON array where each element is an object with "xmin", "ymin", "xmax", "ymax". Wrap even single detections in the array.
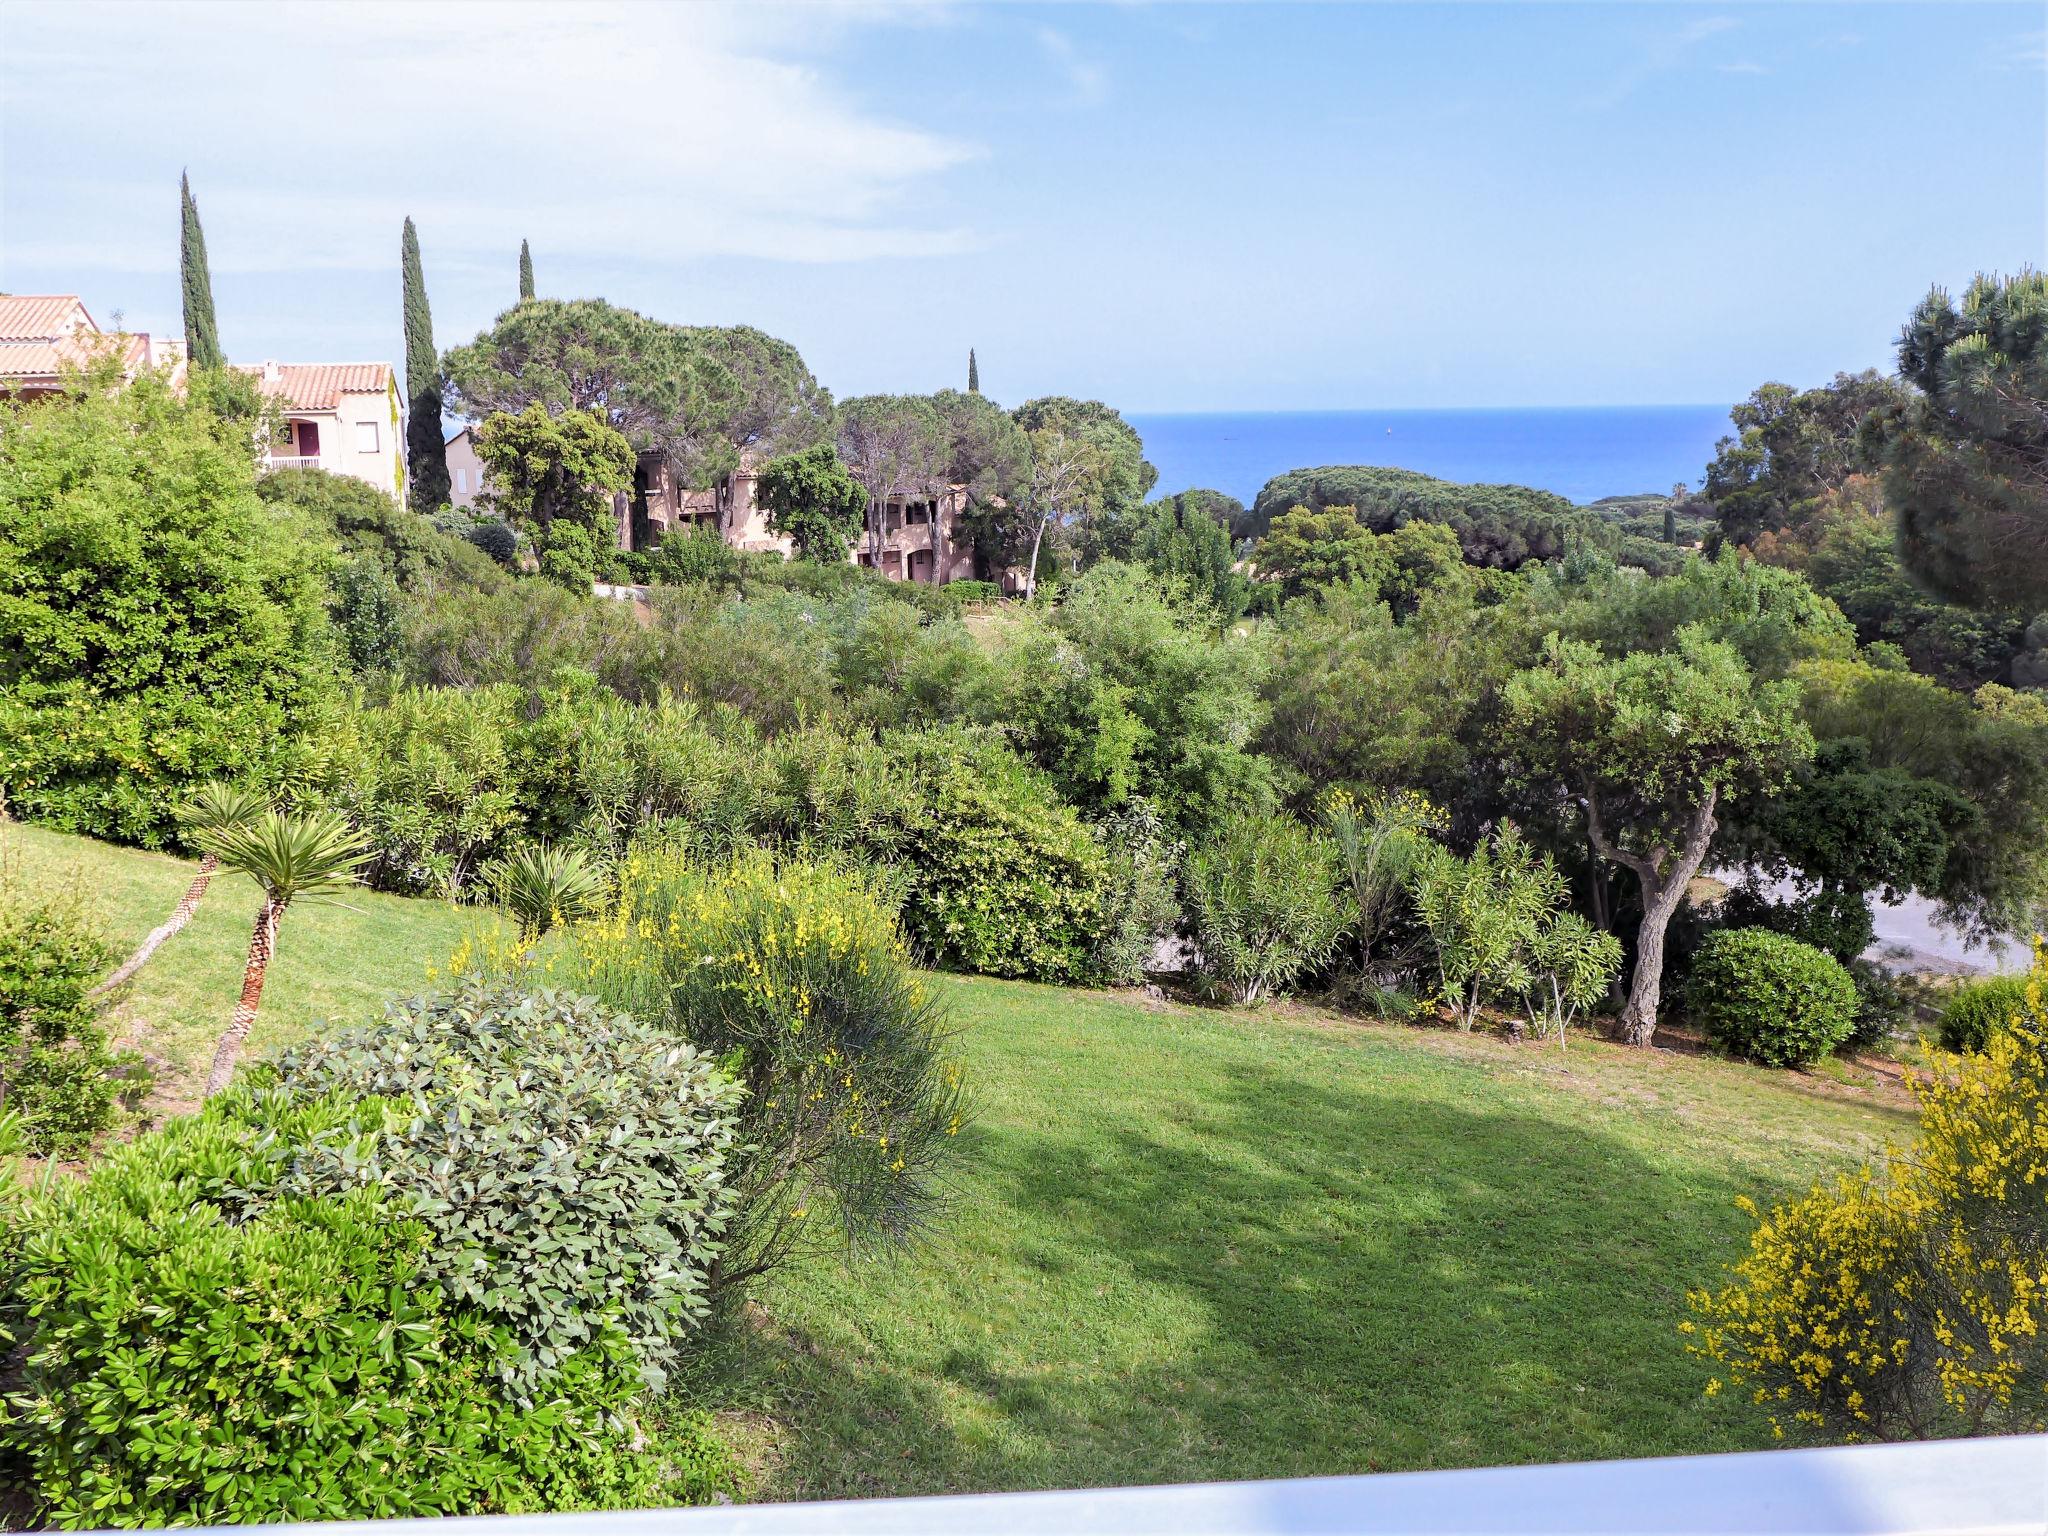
[
  {"xmin": 0, "ymin": 332, "xmax": 157, "ymax": 382},
  {"xmin": 236, "ymin": 362, "xmax": 392, "ymax": 412},
  {"xmin": 0, "ymin": 294, "xmax": 96, "ymax": 342}
]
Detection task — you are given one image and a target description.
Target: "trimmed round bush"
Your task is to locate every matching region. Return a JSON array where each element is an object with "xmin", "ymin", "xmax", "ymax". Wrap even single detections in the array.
[
  {"xmin": 1685, "ymin": 927, "xmax": 1859, "ymax": 1067},
  {"xmin": 1936, "ymin": 973, "xmax": 2033, "ymax": 1054},
  {"xmin": 0, "ymin": 1093, "xmax": 733, "ymax": 1527}
]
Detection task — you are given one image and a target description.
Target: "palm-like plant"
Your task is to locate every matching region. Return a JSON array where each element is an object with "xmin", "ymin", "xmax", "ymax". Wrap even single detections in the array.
[
  {"xmin": 91, "ymin": 781, "xmax": 269, "ymax": 997},
  {"xmin": 481, "ymin": 843, "xmax": 608, "ymax": 935},
  {"xmin": 198, "ymin": 810, "xmax": 371, "ymax": 1097}
]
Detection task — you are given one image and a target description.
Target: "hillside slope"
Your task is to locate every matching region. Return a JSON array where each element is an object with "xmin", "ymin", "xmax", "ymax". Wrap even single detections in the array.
[{"xmin": 13, "ymin": 823, "xmax": 1911, "ymax": 1495}]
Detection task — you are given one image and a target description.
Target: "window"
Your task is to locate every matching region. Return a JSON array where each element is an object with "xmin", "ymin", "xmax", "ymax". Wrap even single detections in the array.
[
  {"xmin": 357, "ymin": 421, "xmax": 379, "ymax": 452},
  {"xmin": 277, "ymin": 420, "xmax": 296, "ymax": 447}
]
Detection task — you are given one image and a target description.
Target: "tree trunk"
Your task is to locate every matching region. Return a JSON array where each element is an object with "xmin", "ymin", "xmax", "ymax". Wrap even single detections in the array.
[
  {"xmin": 1585, "ymin": 842, "xmax": 1625, "ymax": 1008},
  {"xmin": 929, "ymin": 495, "xmax": 946, "ymax": 585},
  {"xmin": 204, "ymin": 897, "xmax": 282, "ymax": 1098},
  {"xmin": 92, "ymin": 853, "xmax": 217, "ymax": 996},
  {"xmin": 1024, "ymin": 514, "xmax": 1049, "ymax": 601},
  {"xmin": 1605, "ymin": 789, "xmax": 1719, "ymax": 1048}
]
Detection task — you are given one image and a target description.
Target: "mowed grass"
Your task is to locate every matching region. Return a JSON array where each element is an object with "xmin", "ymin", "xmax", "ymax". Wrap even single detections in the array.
[
  {"xmin": 728, "ymin": 979, "xmax": 1914, "ymax": 1497},
  {"xmin": 13, "ymin": 824, "xmax": 1915, "ymax": 1493},
  {"xmin": 4, "ymin": 821, "xmax": 470, "ymax": 1106}
]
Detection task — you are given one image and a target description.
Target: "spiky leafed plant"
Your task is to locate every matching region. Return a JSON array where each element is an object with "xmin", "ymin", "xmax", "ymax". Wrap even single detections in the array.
[
  {"xmin": 91, "ymin": 781, "xmax": 268, "ymax": 997},
  {"xmin": 482, "ymin": 843, "xmax": 607, "ymax": 935},
  {"xmin": 197, "ymin": 810, "xmax": 371, "ymax": 1097}
]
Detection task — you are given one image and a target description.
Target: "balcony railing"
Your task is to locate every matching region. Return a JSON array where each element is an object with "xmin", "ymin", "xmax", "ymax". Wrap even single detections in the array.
[
  {"xmin": 261, "ymin": 455, "xmax": 320, "ymax": 473},
  {"xmin": 95, "ymin": 1434, "xmax": 2047, "ymax": 1536}
]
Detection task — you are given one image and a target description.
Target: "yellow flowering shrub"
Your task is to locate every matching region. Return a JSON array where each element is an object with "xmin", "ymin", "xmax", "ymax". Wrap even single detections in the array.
[
  {"xmin": 565, "ymin": 846, "xmax": 966, "ymax": 1296},
  {"xmin": 1686, "ymin": 952, "xmax": 2048, "ymax": 1440}
]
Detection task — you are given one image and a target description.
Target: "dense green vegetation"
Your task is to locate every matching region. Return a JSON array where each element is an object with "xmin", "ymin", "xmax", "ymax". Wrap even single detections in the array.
[
  {"xmin": 0, "ymin": 825, "xmax": 1915, "ymax": 1509},
  {"xmin": 4, "ymin": 259, "xmax": 2046, "ymax": 1523}
]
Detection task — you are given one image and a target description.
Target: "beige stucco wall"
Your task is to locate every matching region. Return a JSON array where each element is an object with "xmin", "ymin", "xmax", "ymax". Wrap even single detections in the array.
[
  {"xmin": 446, "ymin": 428, "xmax": 487, "ymax": 511},
  {"xmin": 272, "ymin": 380, "xmax": 404, "ymax": 499}
]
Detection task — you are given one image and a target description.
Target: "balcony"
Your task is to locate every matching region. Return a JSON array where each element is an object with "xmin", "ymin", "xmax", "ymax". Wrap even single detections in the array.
[{"xmin": 261, "ymin": 455, "xmax": 321, "ymax": 473}]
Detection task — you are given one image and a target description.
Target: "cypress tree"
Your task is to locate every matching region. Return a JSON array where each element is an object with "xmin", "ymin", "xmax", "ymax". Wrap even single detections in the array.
[
  {"xmin": 967, "ymin": 348, "xmax": 979, "ymax": 394},
  {"xmin": 1664, "ymin": 503, "xmax": 1677, "ymax": 544},
  {"xmin": 179, "ymin": 171, "xmax": 222, "ymax": 370},
  {"xmin": 401, "ymin": 217, "xmax": 451, "ymax": 513},
  {"xmin": 519, "ymin": 239, "xmax": 535, "ymax": 302}
]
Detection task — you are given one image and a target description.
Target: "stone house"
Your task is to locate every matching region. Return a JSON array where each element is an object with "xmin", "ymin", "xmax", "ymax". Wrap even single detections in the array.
[{"xmin": 622, "ymin": 450, "xmax": 982, "ymax": 584}]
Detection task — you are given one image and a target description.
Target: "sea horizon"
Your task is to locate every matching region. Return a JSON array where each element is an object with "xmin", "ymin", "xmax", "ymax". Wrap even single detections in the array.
[{"xmin": 1126, "ymin": 403, "xmax": 1737, "ymax": 510}]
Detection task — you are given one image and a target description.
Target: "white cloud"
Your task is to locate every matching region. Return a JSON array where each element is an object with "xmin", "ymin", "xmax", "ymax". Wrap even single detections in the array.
[
  {"xmin": 1036, "ymin": 26, "xmax": 1109, "ymax": 105},
  {"xmin": 1581, "ymin": 14, "xmax": 1742, "ymax": 112},
  {"xmin": 1, "ymin": 1, "xmax": 984, "ymax": 278}
]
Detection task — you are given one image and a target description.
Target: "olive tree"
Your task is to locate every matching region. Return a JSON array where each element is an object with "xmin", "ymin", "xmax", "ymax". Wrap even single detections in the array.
[{"xmin": 1503, "ymin": 630, "xmax": 1813, "ymax": 1046}]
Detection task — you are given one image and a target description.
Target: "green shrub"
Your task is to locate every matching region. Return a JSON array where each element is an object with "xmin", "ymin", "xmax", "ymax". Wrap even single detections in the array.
[
  {"xmin": 569, "ymin": 850, "xmax": 965, "ymax": 1294},
  {"xmin": 943, "ymin": 578, "xmax": 1002, "ymax": 607},
  {"xmin": 1406, "ymin": 825, "xmax": 1615, "ymax": 1037},
  {"xmin": 331, "ymin": 554, "xmax": 403, "ymax": 676},
  {"xmin": 756, "ymin": 724, "xmax": 1105, "ymax": 981},
  {"xmin": 1685, "ymin": 928, "xmax": 1859, "ymax": 1067},
  {"xmin": 1937, "ymin": 973, "xmax": 2033, "ymax": 1054},
  {"xmin": 0, "ymin": 370, "xmax": 336, "ymax": 845},
  {"xmin": 1048, "ymin": 562, "xmax": 1276, "ymax": 834},
  {"xmin": 507, "ymin": 676, "xmax": 760, "ymax": 856},
  {"xmin": 637, "ymin": 589, "xmax": 838, "ymax": 732},
  {"xmin": 262, "ymin": 979, "xmax": 741, "ymax": 1398},
  {"xmin": 403, "ymin": 581, "xmax": 644, "ymax": 694},
  {"xmin": 297, "ymin": 687, "xmax": 525, "ymax": 895},
  {"xmin": 646, "ymin": 524, "xmax": 744, "ymax": 589},
  {"xmin": 964, "ymin": 618, "xmax": 1146, "ymax": 813},
  {"xmin": 1184, "ymin": 809, "xmax": 1345, "ymax": 1004},
  {"xmin": 0, "ymin": 1101, "xmax": 702, "ymax": 1526},
  {"xmin": 0, "ymin": 861, "xmax": 140, "ymax": 1155},
  {"xmin": 258, "ymin": 464, "xmax": 505, "ymax": 593},
  {"xmin": 1091, "ymin": 800, "xmax": 1180, "ymax": 987},
  {"xmin": 886, "ymin": 729, "xmax": 1108, "ymax": 982},
  {"xmin": 465, "ymin": 518, "xmax": 519, "ymax": 567},
  {"xmin": 1718, "ymin": 882, "xmax": 1875, "ymax": 965}
]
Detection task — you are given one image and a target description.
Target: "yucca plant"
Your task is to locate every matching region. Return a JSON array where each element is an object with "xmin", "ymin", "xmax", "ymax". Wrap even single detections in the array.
[
  {"xmin": 197, "ymin": 810, "xmax": 371, "ymax": 1097},
  {"xmin": 91, "ymin": 781, "xmax": 269, "ymax": 997},
  {"xmin": 482, "ymin": 843, "xmax": 608, "ymax": 935}
]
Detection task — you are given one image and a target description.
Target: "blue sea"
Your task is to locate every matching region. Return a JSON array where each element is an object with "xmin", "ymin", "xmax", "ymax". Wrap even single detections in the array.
[{"xmin": 1126, "ymin": 406, "xmax": 1736, "ymax": 509}]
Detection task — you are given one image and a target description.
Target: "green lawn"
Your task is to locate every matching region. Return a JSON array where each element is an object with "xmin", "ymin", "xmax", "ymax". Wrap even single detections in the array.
[
  {"xmin": 4, "ymin": 821, "xmax": 472, "ymax": 1108},
  {"xmin": 12, "ymin": 822, "xmax": 1914, "ymax": 1496}
]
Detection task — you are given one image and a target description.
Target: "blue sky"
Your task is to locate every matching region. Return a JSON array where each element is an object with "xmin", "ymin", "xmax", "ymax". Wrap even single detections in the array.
[{"xmin": 3, "ymin": 1, "xmax": 2042, "ymax": 411}]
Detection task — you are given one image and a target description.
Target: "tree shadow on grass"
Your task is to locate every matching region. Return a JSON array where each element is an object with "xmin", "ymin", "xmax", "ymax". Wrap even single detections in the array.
[{"xmin": 730, "ymin": 1056, "xmax": 1825, "ymax": 1501}]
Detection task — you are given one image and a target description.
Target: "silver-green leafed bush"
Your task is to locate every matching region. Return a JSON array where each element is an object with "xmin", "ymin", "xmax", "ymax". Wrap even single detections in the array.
[
  {"xmin": 1, "ymin": 1090, "xmax": 739, "ymax": 1526},
  {"xmin": 262, "ymin": 978, "xmax": 742, "ymax": 1399}
]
